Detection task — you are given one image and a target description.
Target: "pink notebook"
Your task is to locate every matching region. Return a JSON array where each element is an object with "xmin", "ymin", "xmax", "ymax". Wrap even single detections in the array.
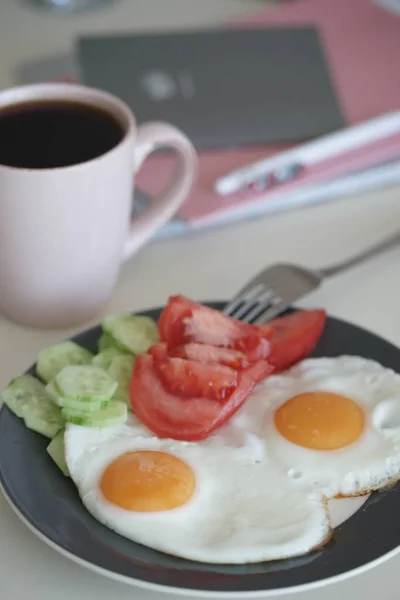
[{"xmin": 135, "ymin": 0, "xmax": 400, "ymax": 229}]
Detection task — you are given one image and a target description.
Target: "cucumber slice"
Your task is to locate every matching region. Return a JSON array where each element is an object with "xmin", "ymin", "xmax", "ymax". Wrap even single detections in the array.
[
  {"xmin": 98, "ymin": 333, "xmax": 120, "ymax": 353},
  {"xmin": 60, "ymin": 396, "xmax": 109, "ymax": 413},
  {"xmin": 37, "ymin": 341, "xmax": 93, "ymax": 383},
  {"xmin": 92, "ymin": 348, "xmax": 125, "ymax": 371},
  {"xmin": 0, "ymin": 375, "xmax": 45, "ymax": 418},
  {"xmin": 45, "ymin": 379, "xmax": 61, "ymax": 405},
  {"xmin": 102, "ymin": 314, "xmax": 159, "ymax": 355},
  {"xmin": 0, "ymin": 375, "xmax": 63, "ymax": 438},
  {"xmin": 108, "ymin": 355, "xmax": 135, "ymax": 406},
  {"xmin": 62, "ymin": 400, "xmax": 127, "ymax": 428},
  {"xmin": 46, "ymin": 380, "xmax": 109, "ymax": 412},
  {"xmin": 55, "ymin": 365, "xmax": 117, "ymax": 402},
  {"xmin": 48, "ymin": 377, "xmax": 109, "ymax": 405},
  {"xmin": 47, "ymin": 429, "xmax": 69, "ymax": 476}
]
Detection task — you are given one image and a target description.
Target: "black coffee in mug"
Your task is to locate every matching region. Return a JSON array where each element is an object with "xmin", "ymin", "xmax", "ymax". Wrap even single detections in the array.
[{"xmin": 0, "ymin": 100, "xmax": 125, "ymax": 169}]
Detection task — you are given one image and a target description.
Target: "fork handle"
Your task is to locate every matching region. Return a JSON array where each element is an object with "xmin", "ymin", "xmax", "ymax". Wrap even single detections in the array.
[{"xmin": 318, "ymin": 230, "xmax": 400, "ymax": 278}]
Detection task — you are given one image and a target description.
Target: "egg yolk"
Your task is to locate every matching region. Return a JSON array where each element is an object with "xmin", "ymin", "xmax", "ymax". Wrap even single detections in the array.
[
  {"xmin": 274, "ymin": 391, "xmax": 365, "ymax": 450},
  {"xmin": 100, "ymin": 450, "xmax": 195, "ymax": 511}
]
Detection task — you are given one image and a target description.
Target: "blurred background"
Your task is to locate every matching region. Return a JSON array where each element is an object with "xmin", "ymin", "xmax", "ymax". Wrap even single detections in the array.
[{"xmin": 2, "ymin": 0, "xmax": 399, "ymax": 241}]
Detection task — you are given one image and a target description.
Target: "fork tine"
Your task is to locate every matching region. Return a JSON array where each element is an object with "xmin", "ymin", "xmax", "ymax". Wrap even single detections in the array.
[
  {"xmin": 240, "ymin": 289, "xmax": 280, "ymax": 323},
  {"xmin": 223, "ymin": 283, "xmax": 265, "ymax": 316},
  {"xmin": 252, "ymin": 300, "xmax": 289, "ymax": 325},
  {"xmin": 229, "ymin": 286, "xmax": 272, "ymax": 321},
  {"xmin": 236, "ymin": 289, "xmax": 274, "ymax": 322},
  {"xmin": 223, "ymin": 260, "xmax": 323, "ymax": 326}
]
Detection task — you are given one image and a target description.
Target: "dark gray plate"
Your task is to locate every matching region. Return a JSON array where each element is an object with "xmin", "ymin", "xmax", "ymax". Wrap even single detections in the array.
[{"xmin": 0, "ymin": 303, "xmax": 400, "ymax": 597}]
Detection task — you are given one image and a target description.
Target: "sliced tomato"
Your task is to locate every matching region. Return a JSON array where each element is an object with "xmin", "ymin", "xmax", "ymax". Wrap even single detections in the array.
[
  {"xmin": 155, "ymin": 356, "xmax": 238, "ymax": 402},
  {"xmin": 158, "ymin": 296, "xmax": 193, "ymax": 345},
  {"xmin": 148, "ymin": 342, "xmax": 169, "ymax": 362},
  {"xmin": 160, "ymin": 342, "xmax": 268, "ymax": 384},
  {"xmin": 184, "ymin": 304, "xmax": 259, "ymax": 346},
  {"xmin": 170, "ymin": 343, "xmax": 251, "ymax": 370},
  {"xmin": 260, "ymin": 310, "xmax": 327, "ymax": 372},
  {"xmin": 234, "ymin": 335, "xmax": 271, "ymax": 362},
  {"xmin": 130, "ymin": 354, "xmax": 273, "ymax": 441},
  {"xmin": 158, "ymin": 295, "xmax": 272, "ymax": 360}
]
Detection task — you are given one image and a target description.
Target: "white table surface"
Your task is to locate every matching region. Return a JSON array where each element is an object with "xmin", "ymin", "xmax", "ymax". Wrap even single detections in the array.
[{"xmin": 1, "ymin": 0, "xmax": 400, "ymax": 598}]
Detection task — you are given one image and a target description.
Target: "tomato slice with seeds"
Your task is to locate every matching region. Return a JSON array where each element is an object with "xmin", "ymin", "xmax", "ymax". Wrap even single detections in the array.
[
  {"xmin": 183, "ymin": 304, "xmax": 260, "ymax": 346},
  {"xmin": 158, "ymin": 295, "xmax": 272, "ymax": 361},
  {"xmin": 234, "ymin": 335, "xmax": 270, "ymax": 362},
  {"xmin": 155, "ymin": 356, "xmax": 238, "ymax": 402},
  {"xmin": 260, "ymin": 310, "xmax": 327, "ymax": 372},
  {"xmin": 170, "ymin": 343, "xmax": 251, "ymax": 370},
  {"xmin": 148, "ymin": 342, "xmax": 169, "ymax": 362},
  {"xmin": 130, "ymin": 354, "xmax": 273, "ymax": 441},
  {"xmin": 158, "ymin": 296, "xmax": 192, "ymax": 346}
]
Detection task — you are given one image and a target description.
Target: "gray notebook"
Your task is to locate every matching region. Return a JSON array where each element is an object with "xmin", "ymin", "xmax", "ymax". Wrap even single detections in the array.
[{"xmin": 77, "ymin": 27, "xmax": 344, "ymax": 149}]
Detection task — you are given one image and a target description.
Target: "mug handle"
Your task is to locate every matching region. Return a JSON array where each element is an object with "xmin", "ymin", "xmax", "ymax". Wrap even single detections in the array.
[{"xmin": 122, "ymin": 122, "xmax": 197, "ymax": 261}]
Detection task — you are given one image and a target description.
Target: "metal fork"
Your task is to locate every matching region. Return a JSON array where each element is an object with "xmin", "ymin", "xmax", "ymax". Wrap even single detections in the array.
[{"xmin": 223, "ymin": 230, "xmax": 400, "ymax": 324}]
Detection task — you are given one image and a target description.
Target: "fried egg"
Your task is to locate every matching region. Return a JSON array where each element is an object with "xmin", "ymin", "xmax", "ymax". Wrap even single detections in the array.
[
  {"xmin": 65, "ymin": 413, "xmax": 330, "ymax": 564},
  {"xmin": 65, "ymin": 355, "xmax": 400, "ymax": 564},
  {"xmin": 258, "ymin": 356, "xmax": 400, "ymax": 497}
]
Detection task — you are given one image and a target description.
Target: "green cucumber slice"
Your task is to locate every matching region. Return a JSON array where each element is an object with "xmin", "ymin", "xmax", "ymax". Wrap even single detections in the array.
[
  {"xmin": 48, "ymin": 377, "xmax": 109, "ymax": 405},
  {"xmin": 108, "ymin": 355, "xmax": 135, "ymax": 406},
  {"xmin": 92, "ymin": 348, "xmax": 125, "ymax": 371},
  {"xmin": 55, "ymin": 365, "xmax": 117, "ymax": 402},
  {"xmin": 1, "ymin": 375, "xmax": 45, "ymax": 418},
  {"xmin": 59, "ymin": 396, "xmax": 109, "ymax": 413},
  {"xmin": 1, "ymin": 375, "xmax": 63, "ymax": 438},
  {"xmin": 37, "ymin": 341, "xmax": 93, "ymax": 383},
  {"xmin": 45, "ymin": 379, "xmax": 61, "ymax": 405},
  {"xmin": 47, "ymin": 429, "xmax": 69, "ymax": 476},
  {"xmin": 62, "ymin": 400, "xmax": 127, "ymax": 428},
  {"xmin": 97, "ymin": 333, "xmax": 121, "ymax": 353},
  {"xmin": 46, "ymin": 380, "xmax": 109, "ymax": 412},
  {"xmin": 102, "ymin": 314, "xmax": 159, "ymax": 355}
]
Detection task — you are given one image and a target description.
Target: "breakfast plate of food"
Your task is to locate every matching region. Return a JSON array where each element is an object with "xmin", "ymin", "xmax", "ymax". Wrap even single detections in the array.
[{"xmin": 0, "ymin": 296, "xmax": 400, "ymax": 597}]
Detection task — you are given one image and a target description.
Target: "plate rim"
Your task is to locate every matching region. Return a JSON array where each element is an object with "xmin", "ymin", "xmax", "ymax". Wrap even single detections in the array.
[{"xmin": 1, "ymin": 302, "xmax": 400, "ymax": 597}]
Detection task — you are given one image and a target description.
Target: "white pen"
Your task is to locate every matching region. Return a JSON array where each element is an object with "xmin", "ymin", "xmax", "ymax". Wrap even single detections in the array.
[
  {"xmin": 214, "ymin": 112, "xmax": 400, "ymax": 197},
  {"xmin": 215, "ymin": 161, "xmax": 304, "ymax": 196}
]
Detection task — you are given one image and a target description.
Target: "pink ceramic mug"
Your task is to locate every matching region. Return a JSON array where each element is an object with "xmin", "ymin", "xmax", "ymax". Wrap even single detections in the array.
[{"xmin": 0, "ymin": 83, "xmax": 197, "ymax": 329}]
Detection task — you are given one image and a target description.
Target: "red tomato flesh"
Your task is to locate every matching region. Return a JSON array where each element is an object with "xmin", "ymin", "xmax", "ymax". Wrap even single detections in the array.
[
  {"xmin": 155, "ymin": 356, "xmax": 238, "ymax": 402},
  {"xmin": 170, "ymin": 343, "xmax": 251, "ymax": 370},
  {"xmin": 130, "ymin": 353, "xmax": 273, "ymax": 441},
  {"xmin": 158, "ymin": 295, "xmax": 272, "ymax": 361},
  {"xmin": 260, "ymin": 310, "xmax": 327, "ymax": 372}
]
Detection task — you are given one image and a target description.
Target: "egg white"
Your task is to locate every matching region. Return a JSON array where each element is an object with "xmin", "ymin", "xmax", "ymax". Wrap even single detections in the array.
[
  {"xmin": 258, "ymin": 356, "xmax": 400, "ymax": 497},
  {"xmin": 65, "ymin": 413, "xmax": 330, "ymax": 564},
  {"xmin": 65, "ymin": 355, "xmax": 400, "ymax": 564}
]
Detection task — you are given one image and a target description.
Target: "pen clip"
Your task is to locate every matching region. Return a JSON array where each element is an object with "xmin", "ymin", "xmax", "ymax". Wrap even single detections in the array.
[{"xmin": 216, "ymin": 162, "xmax": 303, "ymax": 196}]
